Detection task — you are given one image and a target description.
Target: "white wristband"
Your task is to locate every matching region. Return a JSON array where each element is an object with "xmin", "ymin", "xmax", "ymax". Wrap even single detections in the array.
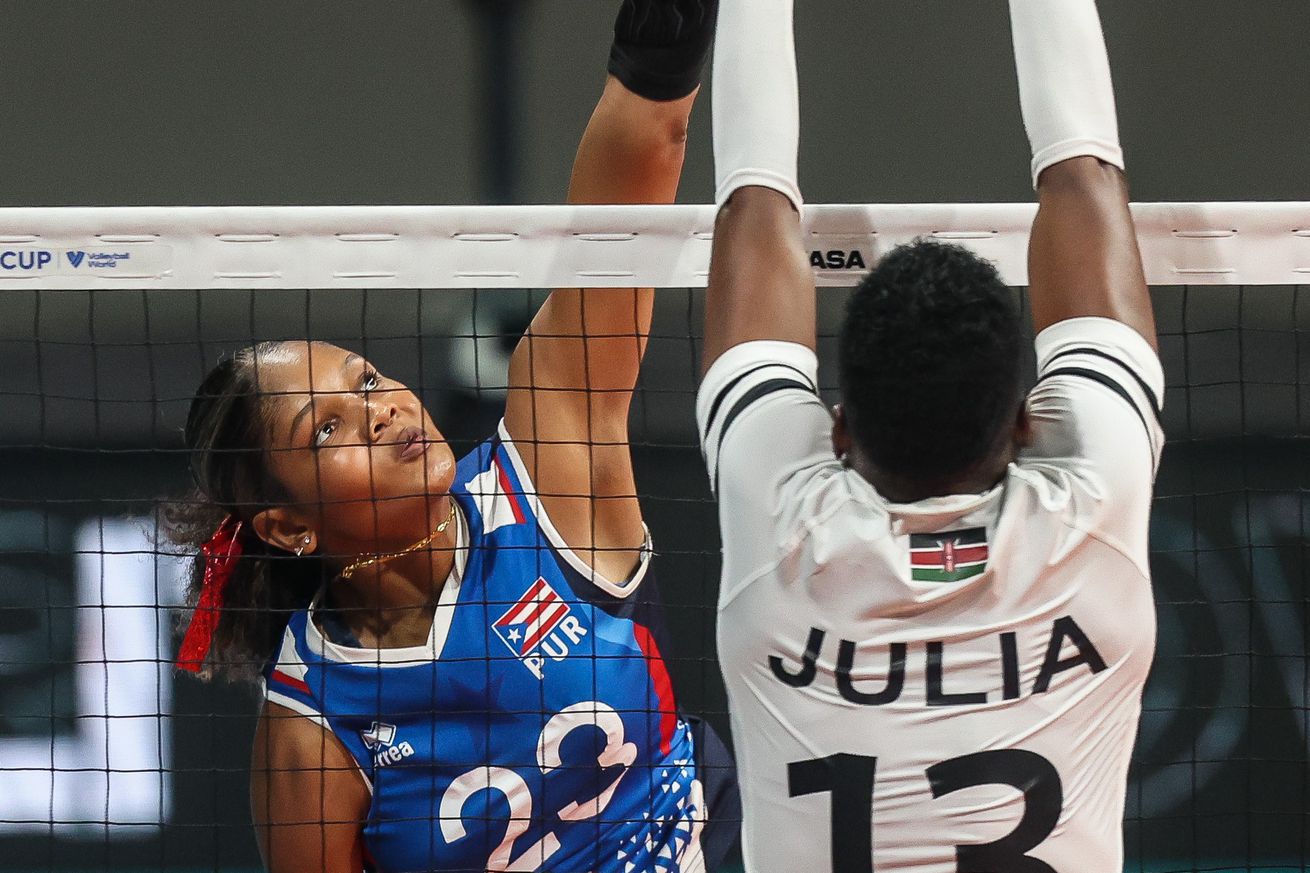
[
  {"xmin": 712, "ymin": 0, "xmax": 803, "ymax": 211},
  {"xmin": 1010, "ymin": 0, "xmax": 1125, "ymax": 187}
]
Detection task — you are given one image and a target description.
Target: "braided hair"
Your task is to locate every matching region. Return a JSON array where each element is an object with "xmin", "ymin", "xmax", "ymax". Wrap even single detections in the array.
[{"xmin": 165, "ymin": 342, "xmax": 325, "ymax": 683}]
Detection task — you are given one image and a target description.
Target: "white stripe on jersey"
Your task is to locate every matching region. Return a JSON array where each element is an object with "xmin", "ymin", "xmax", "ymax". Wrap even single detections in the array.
[
  {"xmin": 272, "ymin": 628, "xmax": 309, "ymax": 682},
  {"xmin": 466, "ymin": 461, "xmax": 523, "ymax": 536},
  {"xmin": 529, "ymin": 602, "xmax": 567, "ymax": 632},
  {"xmin": 502, "ymin": 578, "xmax": 553, "ymax": 624}
]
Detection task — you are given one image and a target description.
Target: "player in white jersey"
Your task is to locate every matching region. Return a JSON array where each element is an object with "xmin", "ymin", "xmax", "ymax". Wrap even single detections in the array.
[{"xmin": 698, "ymin": 1, "xmax": 1162, "ymax": 871}]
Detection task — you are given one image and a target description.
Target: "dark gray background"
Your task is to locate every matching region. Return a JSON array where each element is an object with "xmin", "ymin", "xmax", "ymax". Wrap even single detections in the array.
[{"xmin": 1, "ymin": 0, "xmax": 1307, "ymax": 208}]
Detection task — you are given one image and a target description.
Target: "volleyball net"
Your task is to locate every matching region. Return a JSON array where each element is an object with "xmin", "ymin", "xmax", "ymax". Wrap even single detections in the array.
[{"xmin": 0, "ymin": 203, "xmax": 1306, "ymax": 873}]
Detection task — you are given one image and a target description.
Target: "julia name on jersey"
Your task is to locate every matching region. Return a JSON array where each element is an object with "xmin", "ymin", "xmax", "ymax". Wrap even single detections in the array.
[{"xmin": 769, "ymin": 615, "xmax": 1109, "ymax": 706}]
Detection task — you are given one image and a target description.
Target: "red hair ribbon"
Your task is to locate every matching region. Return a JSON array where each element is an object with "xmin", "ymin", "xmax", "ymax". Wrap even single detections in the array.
[{"xmin": 176, "ymin": 515, "xmax": 244, "ymax": 672}]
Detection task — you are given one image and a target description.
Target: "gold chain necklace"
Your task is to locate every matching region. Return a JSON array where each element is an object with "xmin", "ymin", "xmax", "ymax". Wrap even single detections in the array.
[{"xmin": 339, "ymin": 503, "xmax": 458, "ymax": 580}]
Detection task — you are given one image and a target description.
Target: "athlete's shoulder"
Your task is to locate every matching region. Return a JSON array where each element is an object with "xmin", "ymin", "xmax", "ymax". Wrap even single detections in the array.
[
  {"xmin": 1026, "ymin": 317, "xmax": 1164, "ymax": 475},
  {"xmin": 262, "ymin": 613, "xmax": 327, "ymax": 724},
  {"xmin": 996, "ymin": 462, "xmax": 1154, "ymax": 583},
  {"xmin": 697, "ymin": 340, "xmax": 829, "ymax": 495},
  {"xmin": 1010, "ymin": 439, "xmax": 1152, "ymax": 530}
]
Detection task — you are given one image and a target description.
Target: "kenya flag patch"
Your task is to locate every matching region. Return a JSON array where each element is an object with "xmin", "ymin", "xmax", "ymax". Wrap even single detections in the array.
[{"xmin": 910, "ymin": 527, "xmax": 989, "ymax": 583}]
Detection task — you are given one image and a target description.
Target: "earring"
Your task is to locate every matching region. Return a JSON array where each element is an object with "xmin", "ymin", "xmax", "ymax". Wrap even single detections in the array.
[{"xmin": 295, "ymin": 535, "xmax": 311, "ymax": 557}]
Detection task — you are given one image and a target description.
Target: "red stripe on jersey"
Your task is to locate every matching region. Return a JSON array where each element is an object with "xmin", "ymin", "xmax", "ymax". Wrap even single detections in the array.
[
  {"xmin": 495, "ymin": 458, "xmax": 527, "ymax": 525},
  {"xmin": 516, "ymin": 589, "xmax": 560, "ymax": 631},
  {"xmin": 910, "ymin": 545, "xmax": 989, "ymax": 567},
  {"xmin": 521, "ymin": 602, "xmax": 570, "ymax": 653},
  {"xmin": 498, "ymin": 577, "xmax": 550, "ymax": 626},
  {"xmin": 632, "ymin": 623, "xmax": 677, "ymax": 756},
  {"xmin": 270, "ymin": 669, "xmax": 310, "ymax": 695}
]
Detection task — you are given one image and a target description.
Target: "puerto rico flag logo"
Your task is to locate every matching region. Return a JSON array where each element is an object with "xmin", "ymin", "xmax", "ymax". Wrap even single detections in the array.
[
  {"xmin": 910, "ymin": 527, "xmax": 989, "ymax": 583},
  {"xmin": 493, "ymin": 577, "xmax": 571, "ymax": 660}
]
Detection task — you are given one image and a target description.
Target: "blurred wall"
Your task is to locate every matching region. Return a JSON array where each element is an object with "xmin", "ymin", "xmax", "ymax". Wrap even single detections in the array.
[{"xmin": 1, "ymin": 0, "xmax": 1307, "ymax": 209}]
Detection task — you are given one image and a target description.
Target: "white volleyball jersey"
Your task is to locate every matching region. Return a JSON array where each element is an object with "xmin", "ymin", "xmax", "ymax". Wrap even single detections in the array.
[{"xmin": 697, "ymin": 317, "xmax": 1164, "ymax": 873}]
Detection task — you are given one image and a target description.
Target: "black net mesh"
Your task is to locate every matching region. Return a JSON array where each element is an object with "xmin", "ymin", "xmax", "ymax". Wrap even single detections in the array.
[{"xmin": 0, "ymin": 285, "xmax": 1305, "ymax": 872}]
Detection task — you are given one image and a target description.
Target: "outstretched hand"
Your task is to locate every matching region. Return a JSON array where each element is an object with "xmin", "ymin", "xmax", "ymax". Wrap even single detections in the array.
[{"xmin": 609, "ymin": 0, "xmax": 719, "ymax": 101}]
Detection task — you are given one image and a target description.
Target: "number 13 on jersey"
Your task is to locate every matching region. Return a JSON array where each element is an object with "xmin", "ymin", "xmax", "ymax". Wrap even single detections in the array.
[{"xmin": 788, "ymin": 749, "xmax": 1063, "ymax": 873}]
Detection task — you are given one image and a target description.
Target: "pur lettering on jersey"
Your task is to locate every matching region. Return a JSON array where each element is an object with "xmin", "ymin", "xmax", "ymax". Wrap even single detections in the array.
[
  {"xmin": 769, "ymin": 615, "xmax": 1108, "ymax": 705},
  {"xmin": 492, "ymin": 577, "xmax": 589, "ymax": 680}
]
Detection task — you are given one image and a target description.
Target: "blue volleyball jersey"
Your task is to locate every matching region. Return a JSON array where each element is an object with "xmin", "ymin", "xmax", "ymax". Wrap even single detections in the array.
[{"xmin": 263, "ymin": 423, "xmax": 707, "ymax": 873}]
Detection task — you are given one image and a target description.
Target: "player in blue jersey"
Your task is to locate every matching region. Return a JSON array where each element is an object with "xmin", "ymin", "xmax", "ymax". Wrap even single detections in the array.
[{"xmin": 167, "ymin": 3, "xmax": 737, "ymax": 871}]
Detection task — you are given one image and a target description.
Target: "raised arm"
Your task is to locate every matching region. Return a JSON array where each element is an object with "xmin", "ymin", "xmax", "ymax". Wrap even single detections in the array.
[
  {"xmin": 504, "ymin": 0, "xmax": 713, "ymax": 585},
  {"xmin": 1013, "ymin": 0, "xmax": 1158, "ymax": 350},
  {"xmin": 700, "ymin": 0, "xmax": 813, "ymax": 373},
  {"xmin": 696, "ymin": 0, "xmax": 832, "ymax": 543},
  {"xmin": 1014, "ymin": 0, "xmax": 1165, "ymax": 538}
]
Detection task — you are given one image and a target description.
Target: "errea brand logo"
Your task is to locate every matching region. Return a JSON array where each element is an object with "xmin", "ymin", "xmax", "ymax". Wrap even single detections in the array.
[{"xmin": 361, "ymin": 721, "xmax": 414, "ymax": 767}]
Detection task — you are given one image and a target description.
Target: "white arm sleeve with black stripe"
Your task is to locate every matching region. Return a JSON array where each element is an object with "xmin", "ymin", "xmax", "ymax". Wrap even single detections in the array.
[
  {"xmin": 1024, "ymin": 317, "xmax": 1165, "ymax": 551},
  {"xmin": 696, "ymin": 341, "xmax": 836, "ymax": 598}
]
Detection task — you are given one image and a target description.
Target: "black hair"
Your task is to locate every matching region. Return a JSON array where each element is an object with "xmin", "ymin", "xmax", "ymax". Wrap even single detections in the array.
[
  {"xmin": 837, "ymin": 240, "xmax": 1025, "ymax": 483},
  {"xmin": 164, "ymin": 341, "xmax": 325, "ymax": 683}
]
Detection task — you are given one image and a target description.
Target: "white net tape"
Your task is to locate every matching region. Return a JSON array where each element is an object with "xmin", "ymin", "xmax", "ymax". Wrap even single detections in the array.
[{"xmin": 1, "ymin": 202, "xmax": 1307, "ymax": 289}]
